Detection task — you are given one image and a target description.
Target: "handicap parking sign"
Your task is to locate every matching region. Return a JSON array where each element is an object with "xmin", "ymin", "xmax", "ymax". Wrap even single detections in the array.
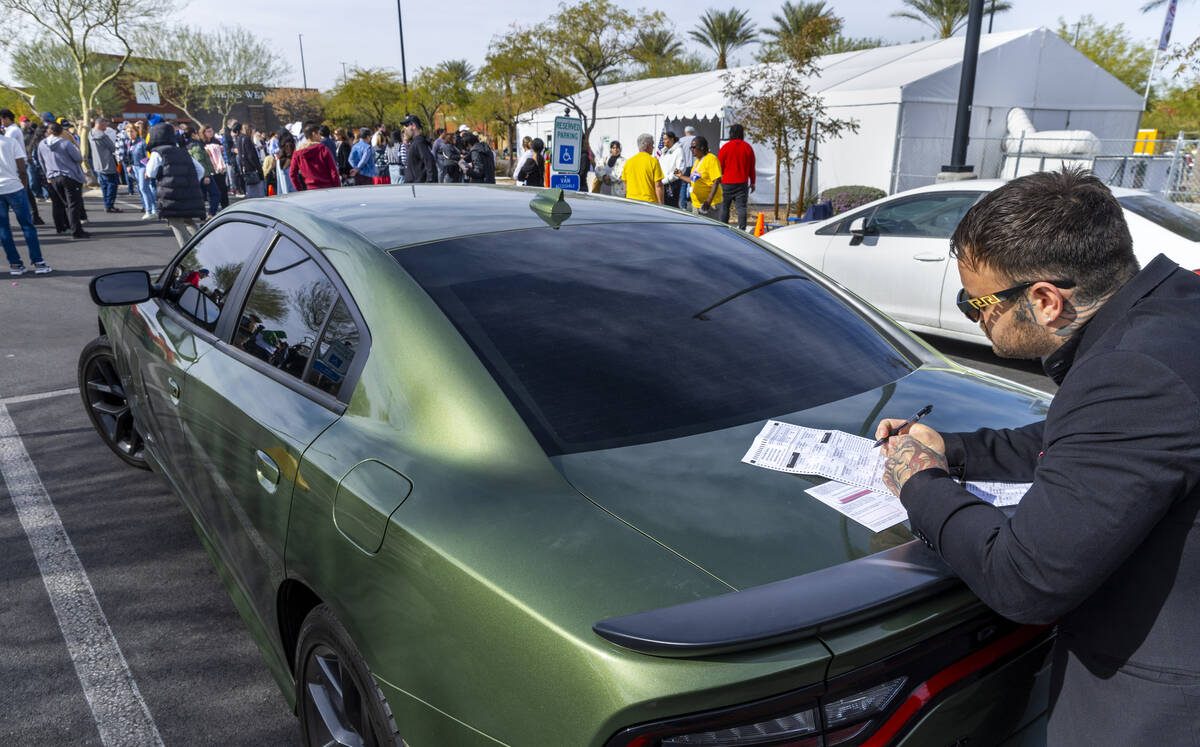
[{"xmin": 552, "ymin": 116, "xmax": 583, "ymax": 172}]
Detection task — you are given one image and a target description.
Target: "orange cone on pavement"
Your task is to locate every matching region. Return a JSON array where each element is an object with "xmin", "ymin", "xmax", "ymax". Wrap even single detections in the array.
[{"xmin": 753, "ymin": 212, "xmax": 766, "ymax": 236}]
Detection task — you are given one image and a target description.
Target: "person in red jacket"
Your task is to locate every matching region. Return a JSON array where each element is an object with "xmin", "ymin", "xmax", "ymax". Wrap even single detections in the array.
[
  {"xmin": 716, "ymin": 123, "xmax": 756, "ymax": 230},
  {"xmin": 290, "ymin": 124, "xmax": 341, "ymax": 190}
]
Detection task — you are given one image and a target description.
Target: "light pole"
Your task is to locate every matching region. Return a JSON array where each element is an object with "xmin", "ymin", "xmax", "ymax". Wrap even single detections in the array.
[
  {"xmin": 941, "ymin": 0, "xmax": 984, "ymax": 178},
  {"xmin": 396, "ymin": 0, "xmax": 408, "ymax": 102},
  {"xmin": 340, "ymin": 61, "xmax": 348, "ymax": 84},
  {"xmin": 298, "ymin": 33, "xmax": 308, "ymax": 90}
]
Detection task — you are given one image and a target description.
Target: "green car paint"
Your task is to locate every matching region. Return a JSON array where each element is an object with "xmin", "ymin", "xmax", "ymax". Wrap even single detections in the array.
[{"xmin": 94, "ymin": 186, "xmax": 1052, "ymax": 746}]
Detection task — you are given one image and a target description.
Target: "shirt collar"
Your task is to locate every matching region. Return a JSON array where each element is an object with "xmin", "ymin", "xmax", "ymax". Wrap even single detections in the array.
[{"xmin": 1041, "ymin": 254, "xmax": 1179, "ymax": 384}]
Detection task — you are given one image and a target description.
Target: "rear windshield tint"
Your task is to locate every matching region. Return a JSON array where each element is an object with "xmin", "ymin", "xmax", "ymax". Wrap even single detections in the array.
[
  {"xmin": 1119, "ymin": 195, "xmax": 1200, "ymax": 241},
  {"xmin": 391, "ymin": 223, "xmax": 914, "ymax": 455}
]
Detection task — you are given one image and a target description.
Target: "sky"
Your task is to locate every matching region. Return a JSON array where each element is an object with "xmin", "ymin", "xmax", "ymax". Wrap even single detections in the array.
[
  {"xmin": 1, "ymin": 0, "xmax": 1194, "ymax": 92},
  {"xmin": 178, "ymin": 0, "xmax": 1193, "ymax": 91}
]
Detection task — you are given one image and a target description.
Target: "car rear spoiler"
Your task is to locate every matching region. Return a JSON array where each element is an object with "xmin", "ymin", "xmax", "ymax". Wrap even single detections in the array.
[{"xmin": 593, "ymin": 540, "xmax": 960, "ymax": 657}]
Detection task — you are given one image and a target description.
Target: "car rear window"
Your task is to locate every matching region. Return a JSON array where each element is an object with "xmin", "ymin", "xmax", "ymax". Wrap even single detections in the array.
[
  {"xmin": 1119, "ymin": 195, "xmax": 1200, "ymax": 241},
  {"xmin": 391, "ymin": 223, "xmax": 914, "ymax": 455}
]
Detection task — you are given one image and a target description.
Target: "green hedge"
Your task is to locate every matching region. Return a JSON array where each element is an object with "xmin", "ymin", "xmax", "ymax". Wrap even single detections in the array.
[{"xmin": 818, "ymin": 185, "xmax": 886, "ymax": 215}]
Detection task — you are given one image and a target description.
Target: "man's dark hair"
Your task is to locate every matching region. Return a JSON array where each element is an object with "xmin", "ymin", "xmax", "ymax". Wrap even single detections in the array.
[
  {"xmin": 951, "ymin": 167, "xmax": 1138, "ymax": 301},
  {"xmin": 49, "ymin": 122, "xmax": 63, "ymax": 135},
  {"xmin": 230, "ymin": 122, "xmax": 242, "ymax": 133},
  {"xmin": 319, "ymin": 125, "xmax": 330, "ymax": 137},
  {"xmin": 0, "ymin": 108, "xmax": 13, "ymax": 122},
  {"xmin": 304, "ymin": 123, "xmax": 321, "ymax": 139},
  {"xmin": 729, "ymin": 123, "xmax": 744, "ymax": 139},
  {"xmin": 358, "ymin": 127, "xmax": 370, "ymax": 140}
]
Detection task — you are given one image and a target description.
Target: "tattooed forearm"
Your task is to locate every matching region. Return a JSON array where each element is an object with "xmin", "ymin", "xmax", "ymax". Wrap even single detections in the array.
[{"xmin": 882, "ymin": 435, "xmax": 949, "ymax": 496}]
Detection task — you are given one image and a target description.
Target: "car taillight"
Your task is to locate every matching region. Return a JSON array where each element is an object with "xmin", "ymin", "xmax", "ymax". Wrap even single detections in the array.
[
  {"xmin": 607, "ymin": 624, "xmax": 1050, "ymax": 747},
  {"xmin": 660, "ymin": 708, "xmax": 819, "ymax": 745},
  {"xmin": 614, "ymin": 678, "xmax": 907, "ymax": 747}
]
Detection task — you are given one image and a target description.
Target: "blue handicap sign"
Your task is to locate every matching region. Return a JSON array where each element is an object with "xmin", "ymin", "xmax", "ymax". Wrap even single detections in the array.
[
  {"xmin": 550, "ymin": 173, "xmax": 580, "ymax": 191},
  {"xmin": 558, "ymin": 144, "xmax": 575, "ymax": 165}
]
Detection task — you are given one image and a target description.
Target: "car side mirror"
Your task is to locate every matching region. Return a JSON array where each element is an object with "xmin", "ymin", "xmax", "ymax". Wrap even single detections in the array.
[
  {"xmin": 848, "ymin": 216, "xmax": 875, "ymax": 246},
  {"xmin": 177, "ymin": 284, "xmax": 221, "ymax": 325},
  {"xmin": 90, "ymin": 270, "xmax": 155, "ymax": 306}
]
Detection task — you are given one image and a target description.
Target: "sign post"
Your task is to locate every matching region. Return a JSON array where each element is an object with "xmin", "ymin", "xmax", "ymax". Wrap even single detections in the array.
[{"xmin": 551, "ymin": 116, "xmax": 583, "ymax": 190}]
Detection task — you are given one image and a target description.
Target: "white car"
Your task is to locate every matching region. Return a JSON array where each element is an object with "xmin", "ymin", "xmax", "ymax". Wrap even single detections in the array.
[{"xmin": 763, "ymin": 180, "xmax": 1200, "ymax": 344}]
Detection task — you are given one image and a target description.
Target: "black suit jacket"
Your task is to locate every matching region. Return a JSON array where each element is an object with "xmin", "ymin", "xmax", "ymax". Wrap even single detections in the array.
[{"xmin": 902, "ymin": 255, "xmax": 1200, "ymax": 746}]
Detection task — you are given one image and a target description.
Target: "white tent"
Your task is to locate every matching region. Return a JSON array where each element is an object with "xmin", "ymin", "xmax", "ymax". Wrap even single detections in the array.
[{"xmin": 517, "ymin": 28, "xmax": 1143, "ymax": 199}]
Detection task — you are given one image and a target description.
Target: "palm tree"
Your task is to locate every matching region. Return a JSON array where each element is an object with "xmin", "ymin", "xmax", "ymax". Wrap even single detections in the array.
[
  {"xmin": 762, "ymin": 1, "xmax": 839, "ymax": 44},
  {"xmin": 438, "ymin": 59, "xmax": 475, "ymax": 83},
  {"xmin": 630, "ymin": 29, "xmax": 685, "ymax": 65},
  {"xmin": 689, "ymin": 8, "xmax": 758, "ymax": 69},
  {"xmin": 891, "ymin": 0, "xmax": 1011, "ymax": 39}
]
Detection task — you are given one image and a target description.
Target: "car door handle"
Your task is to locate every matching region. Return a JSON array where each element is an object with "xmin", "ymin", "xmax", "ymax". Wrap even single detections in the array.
[
  {"xmin": 167, "ymin": 376, "xmax": 181, "ymax": 404},
  {"xmin": 912, "ymin": 253, "xmax": 946, "ymax": 262},
  {"xmin": 255, "ymin": 449, "xmax": 280, "ymax": 492}
]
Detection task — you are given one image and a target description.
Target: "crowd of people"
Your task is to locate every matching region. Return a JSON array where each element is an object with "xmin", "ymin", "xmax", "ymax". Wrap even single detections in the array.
[
  {"xmin": 511, "ymin": 122, "xmax": 758, "ymax": 230},
  {"xmin": 0, "ymin": 104, "xmax": 761, "ymax": 276}
]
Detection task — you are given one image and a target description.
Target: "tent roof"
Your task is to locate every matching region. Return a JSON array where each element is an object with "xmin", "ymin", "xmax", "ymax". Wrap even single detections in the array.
[{"xmin": 522, "ymin": 27, "xmax": 1142, "ymax": 122}]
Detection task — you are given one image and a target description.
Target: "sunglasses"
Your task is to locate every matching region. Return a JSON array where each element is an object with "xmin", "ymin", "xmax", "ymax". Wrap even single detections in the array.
[{"xmin": 955, "ymin": 279, "xmax": 1075, "ymax": 322}]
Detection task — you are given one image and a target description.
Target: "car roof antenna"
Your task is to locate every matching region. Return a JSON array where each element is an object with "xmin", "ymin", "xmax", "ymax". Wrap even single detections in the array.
[{"xmin": 529, "ymin": 188, "xmax": 572, "ymax": 229}]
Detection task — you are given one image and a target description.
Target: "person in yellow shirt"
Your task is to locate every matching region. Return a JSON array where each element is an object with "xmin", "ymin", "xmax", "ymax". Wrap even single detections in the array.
[
  {"xmin": 675, "ymin": 136, "xmax": 722, "ymax": 213},
  {"xmin": 622, "ymin": 133, "xmax": 664, "ymax": 203}
]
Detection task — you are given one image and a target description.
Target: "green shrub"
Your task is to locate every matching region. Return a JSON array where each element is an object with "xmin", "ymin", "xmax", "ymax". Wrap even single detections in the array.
[{"xmin": 818, "ymin": 185, "xmax": 886, "ymax": 215}]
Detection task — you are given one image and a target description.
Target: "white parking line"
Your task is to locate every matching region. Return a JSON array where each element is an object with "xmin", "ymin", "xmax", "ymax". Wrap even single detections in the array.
[
  {"xmin": 0, "ymin": 402, "xmax": 164, "ymax": 746},
  {"xmin": 0, "ymin": 387, "xmax": 78, "ymax": 405}
]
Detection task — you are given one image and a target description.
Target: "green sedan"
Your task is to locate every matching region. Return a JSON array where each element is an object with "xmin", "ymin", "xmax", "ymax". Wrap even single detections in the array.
[{"xmin": 80, "ymin": 185, "xmax": 1053, "ymax": 746}]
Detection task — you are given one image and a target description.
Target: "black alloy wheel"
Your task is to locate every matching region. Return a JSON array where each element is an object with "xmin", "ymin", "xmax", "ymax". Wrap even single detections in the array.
[
  {"xmin": 78, "ymin": 336, "xmax": 149, "ymax": 470},
  {"xmin": 296, "ymin": 605, "xmax": 402, "ymax": 747}
]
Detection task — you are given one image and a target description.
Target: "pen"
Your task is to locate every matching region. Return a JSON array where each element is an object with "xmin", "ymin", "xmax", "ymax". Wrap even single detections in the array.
[{"xmin": 873, "ymin": 404, "xmax": 933, "ymax": 448}]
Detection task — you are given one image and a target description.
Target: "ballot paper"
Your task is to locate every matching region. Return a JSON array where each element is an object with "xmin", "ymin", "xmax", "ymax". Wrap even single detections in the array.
[
  {"xmin": 964, "ymin": 480, "xmax": 1031, "ymax": 507},
  {"xmin": 804, "ymin": 481, "xmax": 908, "ymax": 533},
  {"xmin": 743, "ymin": 420, "xmax": 1034, "ymax": 531},
  {"xmin": 741, "ymin": 420, "xmax": 890, "ymax": 493}
]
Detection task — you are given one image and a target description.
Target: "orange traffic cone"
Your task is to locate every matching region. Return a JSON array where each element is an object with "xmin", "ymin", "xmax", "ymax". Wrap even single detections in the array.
[
  {"xmin": 753, "ymin": 212, "xmax": 766, "ymax": 237},
  {"xmin": 268, "ymin": 184, "xmax": 275, "ymax": 196}
]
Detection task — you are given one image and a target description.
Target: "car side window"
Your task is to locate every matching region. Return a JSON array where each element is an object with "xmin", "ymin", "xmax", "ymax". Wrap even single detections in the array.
[
  {"xmin": 234, "ymin": 235, "xmax": 338, "ymax": 381},
  {"xmin": 162, "ymin": 221, "xmax": 270, "ymax": 332},
  {"xmin": 304, "ymin": 298, "xmax": 362, "ymax": 399},
  {"xmin": 819, "ymin": 206, "xmax": 879, "ymax": 235},
  {"xmin": 868, "ymin": 193, "xmax": 980, "ymax": 239}
]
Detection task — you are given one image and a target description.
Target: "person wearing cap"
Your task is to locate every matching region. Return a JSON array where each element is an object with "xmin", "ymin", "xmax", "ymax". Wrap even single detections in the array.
[
  {"xmin": 402, "ymin": 115, "xmax": 436, "ymax": 184},
  {"xmin": 0, "ymin": 120, "xmax": 50, "ymax": 275}
]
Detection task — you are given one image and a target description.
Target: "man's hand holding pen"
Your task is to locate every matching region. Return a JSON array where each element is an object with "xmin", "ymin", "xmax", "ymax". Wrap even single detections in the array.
[{"xmin": 874, "ymin": 415, "xmax": 948, "ymax": 497}]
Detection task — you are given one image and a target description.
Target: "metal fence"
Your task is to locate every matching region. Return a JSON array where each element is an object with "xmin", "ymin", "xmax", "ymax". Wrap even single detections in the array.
[{"xmin": 891, "ymin": 135, "xmax": 1200, "ymax": 205}]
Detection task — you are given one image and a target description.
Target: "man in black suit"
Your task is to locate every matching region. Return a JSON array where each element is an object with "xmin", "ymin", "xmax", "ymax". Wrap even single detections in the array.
[{"xmin": 876, "ymin": 168, "xmax": 1200, "ymax": 745}]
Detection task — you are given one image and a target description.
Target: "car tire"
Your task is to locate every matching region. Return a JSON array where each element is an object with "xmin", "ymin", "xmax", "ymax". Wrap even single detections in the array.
[
  {"xmin": 78, "ymin": 335, "xmax": 149, "ymax": 470},
  {"xmin": 295, "ymin": 604, "xmax": 402, "ymax": 747}
]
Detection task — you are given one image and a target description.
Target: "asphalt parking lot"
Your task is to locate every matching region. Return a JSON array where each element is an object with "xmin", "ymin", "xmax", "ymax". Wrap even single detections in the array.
[{"xmin": 0, "ymin": 193, "xmax": 1051, "ymax": 745}]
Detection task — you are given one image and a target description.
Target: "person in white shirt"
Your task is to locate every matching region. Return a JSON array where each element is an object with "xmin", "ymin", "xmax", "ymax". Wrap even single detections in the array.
[
  {"xmin": 0, "ymin": 133, "xmax": 50, "ymax": 275},
  {"xmin": 0, "ymin": 108, "xmax": 45, "ymax": 226},
  {"xmin": 657, "ymin": 130, "xmax": 684, "ymax": 209}
]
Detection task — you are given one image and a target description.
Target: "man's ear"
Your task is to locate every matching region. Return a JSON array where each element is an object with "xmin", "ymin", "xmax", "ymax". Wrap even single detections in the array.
[{"xmin": 1029, "ymin": 281, "xmax": 1066, "ymax": 325}]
